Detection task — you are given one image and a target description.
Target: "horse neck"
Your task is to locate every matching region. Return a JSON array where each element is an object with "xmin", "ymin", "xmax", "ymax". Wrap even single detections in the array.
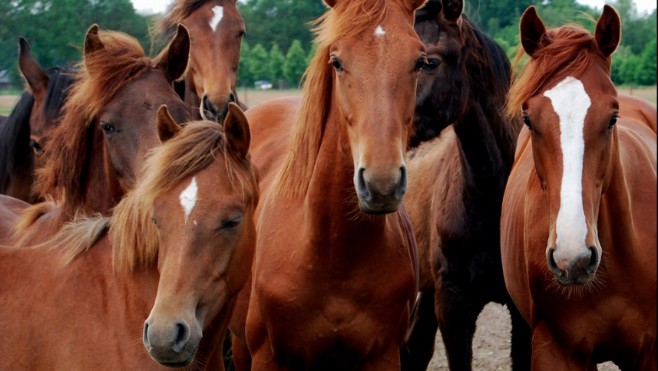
[
  {"xmin": 451, "ymin": 99, "xmax": 519, "ymax": 194},
  {"xmin": 303, "ymin": 107, "xmax": 389, "ymax": 255}
]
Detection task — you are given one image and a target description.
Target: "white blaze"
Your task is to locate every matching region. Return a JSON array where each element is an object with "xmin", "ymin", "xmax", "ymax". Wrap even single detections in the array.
[
  {"xmin": 179, "ymin": 177, "xmax": 198, "ymax": 223},
  {"xmin": 374, "ymin": 26, "xmax": 385, "ymax": 37},
  {"xmin": 544, "ymin": 76, "xmax": 591, "ymax": 259},
  {"xmin": 209, "ymin": 6, "xmax": 224, "ymax": 32}
]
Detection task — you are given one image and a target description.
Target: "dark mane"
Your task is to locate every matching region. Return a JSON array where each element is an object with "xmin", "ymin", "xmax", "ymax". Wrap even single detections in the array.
[
  {"xmin": 34, "ymin": 30, "xmax": 153, "ymax": 216},
  {"xmin": 413, "ymin": 8, "xmax": 519, "ymax": 145},
  {"xmin": 507, "ymin": 24, "xmax": 604, "ymax": 117},
  {"xmin": 0, "ymin": 92, "xmax": 34, "ymax": 193},
  {"xmin": 41, "ymin": 66, "xmax": 76, "ymax": 125}
]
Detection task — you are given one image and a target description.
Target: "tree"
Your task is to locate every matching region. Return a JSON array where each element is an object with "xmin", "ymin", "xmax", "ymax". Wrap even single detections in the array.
[
  {"xmin": 238, "ymin": 41, "xmax": 252, "ymax": 87},
  {"xmin": 268, "ymin": 44, "xmax": 286, "ymax": 88},
  {"xmin": 283, "ymin": 39, "xmax": 307, "ymax": 88},
  {"xmin": 247, "ymin": 43, "xmax": 269, "ymax": 83}
]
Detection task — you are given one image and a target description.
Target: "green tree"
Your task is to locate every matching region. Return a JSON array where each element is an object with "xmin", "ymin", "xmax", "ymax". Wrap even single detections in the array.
[
  {"xmin": 238, "ymin": 41, "xmax": 252, "ymax": 87},
  {"xmin": 283, "ymin": 39, "xmax": 307, "ymax": 88},
  {"xmin": 247, "ymin": 43, "xmax": 270, "ymax": 82},
  {"xmin": 268, "ymin": 44, "xmax": 286, "ymax": 88}
]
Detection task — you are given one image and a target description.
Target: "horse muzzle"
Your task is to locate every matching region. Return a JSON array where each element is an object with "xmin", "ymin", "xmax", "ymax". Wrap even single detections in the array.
[
  {"xmin": 142, "ymin": 317, "xmax": 201, "ymax": 367},
  {"xmin": 355, "ymin": 165, "xmax": 407, "ymax": 214},
  {"xmin": 546, "ymin": 245, "xmax": 600, "ymax": 285}
]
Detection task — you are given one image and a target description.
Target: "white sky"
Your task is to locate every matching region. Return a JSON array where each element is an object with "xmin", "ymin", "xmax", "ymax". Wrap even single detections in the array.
[{"xmin": 129, "ymin": 0, "xmax": 656, "ymax": 15}]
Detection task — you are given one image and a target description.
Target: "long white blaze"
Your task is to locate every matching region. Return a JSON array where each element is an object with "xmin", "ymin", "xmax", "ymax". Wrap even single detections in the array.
[
  {"xmin": 179, "ymin": 177, "xmax": 198, "ymax": 224},
  {"xmin": 209, "ymin": 6, "xmax": 224, "ymax": 32},
  {"xmin": 544, "ymin": 76, "xmax": 591, "ymax": 259}
]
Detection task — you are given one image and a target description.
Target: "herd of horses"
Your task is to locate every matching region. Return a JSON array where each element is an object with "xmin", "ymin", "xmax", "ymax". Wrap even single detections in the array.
[{"xmin": 0, "ymin": 0, "xmax": 654, "ymax": 370}]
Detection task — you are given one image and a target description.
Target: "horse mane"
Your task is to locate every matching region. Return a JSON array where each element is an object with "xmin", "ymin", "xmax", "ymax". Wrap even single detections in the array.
[
  {"xmin": 274, "ymin": 0, "xmax": 389, "ymax": 198},
  {"xmin": 41, "ymin": 66, "xmax": 76, "ymax": 126},
  {"xmin": 0, "ymin": 92, "xmax": 34, "ymax": 193},
  {"xmin": 156, "ymin": 0, "xmax": 224, "ymax": 39},
  {"xmin": 108, "ymin": 120, "xmax": 257, "ymax": 272},
  {"xmin": 33, "ymin": 30, "xmax": 153, "ymax": 217},
  {"xmin": 506, "ymin": 24, "xmax": 608, "ymax": 118}
]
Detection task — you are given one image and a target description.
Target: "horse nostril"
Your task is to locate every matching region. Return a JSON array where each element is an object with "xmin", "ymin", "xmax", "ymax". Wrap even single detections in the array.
[
  {"xmin": 143, "ymin": 322, "xmax": 151, "ymax": 350},
  {"xmin": 356, "ymin": 167, "xmax": 369, "ymax": 198},
  {"xmin": 396, "ymin": 166, "xmax": 407, "ymax": 199},
  {"xmin": 202, "ymin": 95, "xmax": 219, "ymax": 116},
  {"xmin": 547, "ymin": 248, "xmax": 564, "ymax": 277},
  {"xmin": 228, "ymin": 92, "xmax": 236, "ymax": 103},
  {"xmin": 586, "ymin": 246, "xmax": 599, "ymax": 274},
  {"xmin": 172, "ymin": 322, "xmax": 190, "ymax": 353}
]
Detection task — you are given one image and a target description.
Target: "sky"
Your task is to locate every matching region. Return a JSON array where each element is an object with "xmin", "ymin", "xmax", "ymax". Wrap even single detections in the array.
[{"xmin": 129, "ymin": 0, "xmax": 656, "ymax": 15}]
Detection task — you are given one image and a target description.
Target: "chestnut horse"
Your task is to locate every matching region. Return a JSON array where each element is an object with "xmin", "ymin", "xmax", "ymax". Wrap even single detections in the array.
[
  {"xmin": 0, "ymin": 103, "xmax": 258, "ymax": 370},
  {"xmin": 401, "ymin": 0, "xmax": 529, "ymax": 370},
  {"xmin": 158, "ymin": 0, "xmax": 246, "ymax": 122},
  {"xmin": 0, "ymin": 38, "xmax": 75, "ymax": 203},
  {"xmin": 0, "ymin": 24, "xmax": 192, "ymax": 246},
  {"xmin": 501, "ymin": 5, "xmax": 656, "ymax": 369},
  {"xmin": 237, "ymin": 0, "xmax": 426, "ymax": 369}
]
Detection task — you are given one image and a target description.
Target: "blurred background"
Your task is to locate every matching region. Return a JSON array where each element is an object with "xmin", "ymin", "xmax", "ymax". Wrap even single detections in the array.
[{"xmin": 0, "ymin": 0, "xmax": 655, "ymax": 112}]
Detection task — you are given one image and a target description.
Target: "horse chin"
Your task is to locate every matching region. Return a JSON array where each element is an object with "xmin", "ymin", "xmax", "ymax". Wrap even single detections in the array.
[
  {"xmin": 358, "ymin": 197, "xmax": 402, "ymax": 214},
  {"xmin": 148, "ymin": 345, "xmax": 198, "ymax": 368}
]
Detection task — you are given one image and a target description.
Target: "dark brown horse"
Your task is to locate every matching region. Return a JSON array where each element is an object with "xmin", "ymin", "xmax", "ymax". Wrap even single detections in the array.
[
  {"xmin": 0, "ymin": 24, "xmax": 192, "ymax": 246},
  {"xmin": 237, "ymin": 0, "xmax": 426, "ymax": 369},
  {"xmin": 158, "ymin": 0, "xmax": 246, "ymax": 122},
  {"xmin": 401, "ymin": 0, "xmax": 529, "ymax": 370},
  {"xmin": 0, "ymin": 104, "xmax": 258, "ymax": 370},
  {"xmin": 0, "ymin": 38, "xmax": 75, "ymax": 203},
  {"xmin": 502, "ymin": 6, "xmax": 656, "ymax": 369}
]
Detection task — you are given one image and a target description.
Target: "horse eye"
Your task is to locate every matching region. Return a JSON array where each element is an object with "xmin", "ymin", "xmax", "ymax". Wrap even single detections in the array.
[
  {"xmin": 422, "ymin": 58, "xmax": 440, "ymax": 72},
  {"xmin": 330, "ymin": 56, "xmax": 343, "ymax": 72},
  {"xmin": 414, "ymin": 56, "xmax": 427, "ymax": 72},
  {"xmin": 100, "ymin": 122, "xmax": 117, "ymax": 134},
  {"xmin": 608, "ymin": 115, "xmax": 618, "ymax": 129},
  {"xmin": 238, "ymin": 30, "xmax": 246, "ymax": 39},
  {"xmin": 523, "ymin": 114, "xmax": 533, "ymax": 130},
  {"xmin": 29, "ymin": 139, "xmax": 44, "ymax": 154},
  {"xmin": 220, "ymin": 215, "xmax": 242, "ymax": 230},
  {"xmin": 151, "ymin": 217, "xmax": 159, "ymax": 228}
]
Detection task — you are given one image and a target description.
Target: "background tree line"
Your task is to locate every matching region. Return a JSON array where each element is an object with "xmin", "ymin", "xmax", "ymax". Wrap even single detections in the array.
[{"xmin": 0, "ymin": 0, "xmax": 655, "ymax": 90}]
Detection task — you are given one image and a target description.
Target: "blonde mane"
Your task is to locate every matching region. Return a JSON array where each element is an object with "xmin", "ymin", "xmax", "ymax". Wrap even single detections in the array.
[
  {"xmin": 273, "ymin": 0, "xmax": 389, "ymax": 198},
  {"xmin": 33, "ymin": 30, "xmax": 153, "ymax": 217},
  {"xmin": 506, "ymin": 24, "xmax": 610, "ymax": 118}
]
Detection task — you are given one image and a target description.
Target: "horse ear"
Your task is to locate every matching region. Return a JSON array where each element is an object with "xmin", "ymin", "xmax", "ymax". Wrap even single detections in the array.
[
  {"xmin": 441, "ymin": 0, "xmax": 462, "ymax": 22},
  {"xmin": 84, "ymin": 24, "xmax": 104, "ymax": 57},
  {"xmin": 18, "ymin": 38, "xmax": 49, "ymax": 96},
  {"xmin": 595, "ymin": 5, "xmax": 621, "ymax": 57},
  {"xmin": 223, "ymin": 102, "xmax": 250, "ymax": 159},
  {"xmin": 155, "ymin": 24, "xmax": 190, "ymax": 83},
  {"xmin": 323, "ymin": 0, "xmax": 337, "ymax": 8},
  {"xmin": 520, "ymin": 6, "xmax": 547, "ymax": 58},
  {"xmin": 157, "ymin": 105, "xmax": 181, "ymax": 143}
]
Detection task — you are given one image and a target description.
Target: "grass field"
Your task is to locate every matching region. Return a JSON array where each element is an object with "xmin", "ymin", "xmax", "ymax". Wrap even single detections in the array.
[{"xmin": 1, "ymin": 86, "xmax": 655, "ymax": 116}]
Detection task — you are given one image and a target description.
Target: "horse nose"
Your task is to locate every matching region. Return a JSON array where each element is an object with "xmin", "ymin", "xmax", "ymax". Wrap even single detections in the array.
[
  {"xmin": 547, "ymin": 246, "xmax": 599, "ymax": 285},
  {"xmin": 143, "ymin": 319, "xmax": 193, "ymax": 364},
  {"xmin": 201, "ymin": 94, "xmax": 220, "ymax": 120},
  {"xmin": 355, "ymin": 166, "xmax": 406, "ymax": 214}
]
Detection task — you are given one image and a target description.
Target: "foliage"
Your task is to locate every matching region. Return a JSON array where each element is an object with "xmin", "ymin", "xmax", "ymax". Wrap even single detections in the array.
[
  {"xmin": 0, "ymin": 0, "xmax": 150, "ymax": 86},
  {"xmin": 268, "ymin": 44, "xmax": 286, "ymax": 88},
  {"xmin": 283, "ymin": 40, "xmax": 307, "ymax": 89},
  {"xmin": 246, "ymin": 43, "xmax": 269, "ymax": 84}
]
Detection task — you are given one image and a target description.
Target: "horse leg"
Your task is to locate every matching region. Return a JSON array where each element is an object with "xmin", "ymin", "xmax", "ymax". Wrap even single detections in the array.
[
  {"xmin": 508, "ymin": 301, "xmax": 531, "ymax": 371},
  {"xmin": 531, "ymin": 321, "xmax": 592, "ymax": 370},
  {"xmin": 400, "ymin": 289, "xmax": 439, "ymax": 371},
  {"xmin": 231, "ymin": 333, "xmax": 252, "ymax": 371},
  {"xmin": 435, "ymin": 280, "xmax": 479, "ymax": 371}
]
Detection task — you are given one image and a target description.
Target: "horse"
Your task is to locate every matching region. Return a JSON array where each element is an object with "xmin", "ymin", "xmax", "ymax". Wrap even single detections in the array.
[
  {"xmin": 158, "ymin": 0, "xmax": 246, "ymax": 122},
  {"xmin": 0, "ymin": 103, "xmax": 258, "ymax": 370},
  {"xmin": 0, "ymin": 38, "xmax": 75, "ymax": 203},
  {"xmin": 501, "ymin": 5, "xmax": 656, "ymax": 369},
  {"xmin": 400, "ymin": 1, "xmax": 529, "ymax": 370},
  {"xmin": 0, "ymin": 24, "xmax": 192, "ymax": 246},
  {"xmin": 230, "ymin": 0, "xmax": 427, "ymax": 369}
]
